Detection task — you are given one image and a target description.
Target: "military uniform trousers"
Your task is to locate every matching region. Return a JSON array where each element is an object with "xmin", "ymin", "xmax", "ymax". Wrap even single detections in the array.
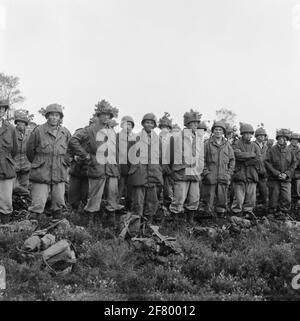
[
  {"xmin": 257, "ymin": 177, "xmax": 268, "ymax": 208},
  {"xmin": 131, "ymin": 185, "xmax": 159, "ymax": 219},
  {"xmin": 231, "ymin": 182, "xmax": 256, "ymax": 214},
  {"xmin": 202, "ymin": 183, "xmax": 228, "ymax": 214},
  {"xmin": 268, "ymin": 180, "xmax": 291, "ymax": 213},
  {"xmin": 68, "ymin": 175, "xmax": 89, "ymax": 210},
  {"xmin": 84, "ymin": 176, "xmax": 119, "ymax": 213},
  {"xmin": 29, "ymin": 182, "xmax": 66, "ymax": 214},
  {"xmin": 15, "ymin": 170, "xmax": 30, "ymax": 190},
  {"xmin": 169, "ymin": 180, "xmax": 200, "ymax": 214},
  {"xmin": 0, "ymin": 178, "xmax": 14, "ymax": 215}
]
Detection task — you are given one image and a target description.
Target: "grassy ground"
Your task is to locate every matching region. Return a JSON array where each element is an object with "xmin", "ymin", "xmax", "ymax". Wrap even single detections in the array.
[{"xmin": 1, "ymin": 209, "xmax": 300, "ymax": 301}]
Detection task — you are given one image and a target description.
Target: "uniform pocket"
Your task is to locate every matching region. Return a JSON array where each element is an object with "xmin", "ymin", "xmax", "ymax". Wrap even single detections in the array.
[
  {"xmin": 5, "ymin": 156, "xmax": 15, "ymax": 166},
  {"xmin": 31, "ymin": 160, "xmax": 45, "ymax": 169}
]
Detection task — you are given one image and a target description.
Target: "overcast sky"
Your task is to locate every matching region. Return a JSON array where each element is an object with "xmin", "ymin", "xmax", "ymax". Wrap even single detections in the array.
[{"xmin": 1, "ymin": 0, "xmax": 300, "ymax": 135}]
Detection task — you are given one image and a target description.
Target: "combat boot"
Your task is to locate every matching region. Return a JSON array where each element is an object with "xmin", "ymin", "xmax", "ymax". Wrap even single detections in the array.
[
  {"xmin": 0, "ymin": 213, "xmax": 11, "ymax": 224},
  {"xmin": 28, "ymin": 212, "xmax": 38, "ymax": 220},
  {"xmin": 80, "ymin": 211, "xmax": 94, "ymax": 227},
  {"xmin": 274, "ymin": 211, "xmax": 286, "ymax": 221},
  {"xmin": 103, "ymin": 210, "xmax": 116, "ymax": 229},
  {"xmin": 186, "ymin": 210, "xmax": 196, "ymax": 226},
  {"xmin": 52, "ymin": 209, "xmax": 63, "ymax": 220}
]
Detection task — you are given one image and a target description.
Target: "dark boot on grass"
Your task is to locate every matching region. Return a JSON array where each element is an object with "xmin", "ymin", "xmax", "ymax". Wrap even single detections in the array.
[{"xmin": 0, "ymin": 213, "xmax": 11, "ymax": 224}]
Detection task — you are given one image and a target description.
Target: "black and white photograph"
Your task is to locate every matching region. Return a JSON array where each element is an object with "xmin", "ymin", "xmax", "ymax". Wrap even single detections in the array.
[{"xmin": 1, "ymin": 0, "xmax": 300, "ymax": 307}]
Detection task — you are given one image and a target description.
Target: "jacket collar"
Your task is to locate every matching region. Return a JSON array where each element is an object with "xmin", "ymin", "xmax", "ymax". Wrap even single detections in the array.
[
  {"xmin": 210, "ymin": 136, "xmax": 226, "ymax": 146},
  {"xmin": 0, "ymin": 119, "xmax": 9, "ymax": 135},
  {"xmin": 43, "ymin": 122, "xmax": 66, "ymax": 138},
  {"xmin": 254, "ymin": 140, "xmax": 265, "ymax": 149},
  {"xmin": 276, "ymin": 143, "xmax": 288, "ymax": 152}
]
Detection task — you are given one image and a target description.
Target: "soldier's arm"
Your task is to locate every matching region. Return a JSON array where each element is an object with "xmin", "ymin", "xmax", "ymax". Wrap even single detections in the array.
[
  {"xmin": 227, "ymin": 144, "xmax": 235, "ymax": 175},
  {"xmin": 26, "ymin": 127, "xmax": 39, "ymax": 163},
  {"xmin": 11, "ymin": 127, "xmax": 18, "ymax": 158},
  {"xmin": 285, "ymin": 152, "xmax": 298, "ymax": 179},
  {"xmin": 232, "ymin": 142, "xmax": 256, "ymax": 160},
  {"xmin": 68, "ymin": 127, "xmax": 90, "ymax": 160},
  {"xmin": 202, "ymin": 141, "xmax": 210, "ymax": 176},
  {"xmin": 63, "ymin": 130, "xmax": 73, "ymax": 166},
  {"xmin": 264, "ymin": 149, "xmax": 281, "ymax": 177}
]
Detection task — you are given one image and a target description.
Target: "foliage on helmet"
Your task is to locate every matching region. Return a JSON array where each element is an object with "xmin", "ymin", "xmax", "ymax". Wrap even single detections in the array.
[
  {"xmin": 183, "ymin": 109, "xmax": 202, "ymax": 126},
  {"xmin": 158, "ymin": 112, "xmax": 172, "ymax": 129},
  {"xmin": 276, "ymin": 128, "xmax": 291, "ymax": 140},
  {"xmin": 94, "ymin": 100, "xmax": 119, "ymax": 118}
]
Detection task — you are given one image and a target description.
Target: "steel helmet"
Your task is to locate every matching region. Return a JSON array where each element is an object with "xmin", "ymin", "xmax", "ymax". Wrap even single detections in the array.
[
  {"xmin": 255, "ymin": 127, "xmax": 267, "ymax": 137},
  {"xmin": 198, "ymin": 121, "xmax": 208, "ymax": 131},
  {"xmin": 276, "ymin": 128, "xmax": 291, "ymax": 140},
  {"xmin": 158, "ymin": 112, "xmax": 172, "ymax": 129},
  {"xmin": 121, "ymin": 115, "xmax": 135, "ymax": 128},
  {"xmin": 290, "ymin": 132, "xmax": 300, "ymax": 141},
  {"xmin": 172, "ymin": 123, "xmax": 181, "ymax": 132},
  {"xmin": 141, "ymin": 113, "xmax": 157, "ymax": 128},
  {"xmin": 14, "ymin": 109, "xmax": 29, "ymax": 125},
  {"xmin": 94, "ymin": 100, "xmax": 119, "ymax": 119},
  {"xmin": 240, "ymin": 123, "xmax": 254, "ymax": 135},
  {"xmin": 211, "ymin": 121, "xmax": 226, "ymax": 135},
  {"xmin": 45, "ymin": 104, "xmax": 64, "ymax": 119},
  {"xmin": 0, "ymin": 99, "xmax": 9, "ymax": 111},
  {"xmin": 183, "ymin": 109, "xmax": 201, "ymax": 126}
]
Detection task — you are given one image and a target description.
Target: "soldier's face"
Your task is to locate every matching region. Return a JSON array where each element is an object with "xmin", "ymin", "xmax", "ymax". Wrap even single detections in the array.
[
  {"xmin": 160, "ymin": 126, "xmax": 170, "ymax": 134},
  {"xmin": 143, "ymin": 120, "xmax": 155, "ymax": 133},
  {"xmin": 187, "ymin": 121, "xmax": 199, "ymax": 131},
  {"xmin": 226, "ymin": 132, "xmax": 233, "ymax": 139},
  {"xmin": 122, "ymin": 121, "xmax": 133, "ymax": 133},
  {"xmin": 291, "ymin": 139, "xmax": 298, "ymax": 147},
  {"xmin": 98, "ymin": 113, "xmax": 111, "ymax": 124},
  {"xmin": 213, "ymin": 127, "xmax": 224, "ymax": 138},
  {"xmin": 16, "ymin": 121, "xmax": 26, "ymax": 131},
  {"xmin": 256, "ymin": 135, "xmax": 265, "ymax": 143},
  {"xmin": 277, "ymin": 136, "xmax": 287, "ymax": 145},
  {"xmin": 243, "ymin": 133, "xmax": 253, "ymax": 141},
  {"xmin": 0, "ymin": 106, "xmax": 6, "ymax": 118},
  {"xmin": 47, "ymin": 112, "xmax": 61, "ymax": 126}
]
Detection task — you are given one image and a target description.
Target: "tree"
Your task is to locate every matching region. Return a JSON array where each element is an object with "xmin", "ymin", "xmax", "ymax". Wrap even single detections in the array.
[
  {"xmin": 215, "ymin": 108, "xmax": 237, "ymax": 127},
  {"xmin": 0, "ymin": 72, "xmax": 25, "ymax": 106}
]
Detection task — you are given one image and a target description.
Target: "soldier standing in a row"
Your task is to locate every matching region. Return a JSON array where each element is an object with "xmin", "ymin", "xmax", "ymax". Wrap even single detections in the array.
[
  {"xmin": 26, "ymin": 104, "xmax": 71, "ymax": 220},
  {"xmin": 69, "ymin": 100, "xmax": 120, "ymax": 227},
  {"xmin": 202, "ymin": 121, "xmax": 235, "ymax": 218},
  {"xmin": 265, "ymin": 129, "xmax": 298, "ymax": 219},
  {"xmin": 231, "ymin": 123, "xmax": 261, "ymax": 218},
  {"xmin": 0, "ymin": 99, "xmax": 18, "ymax": 224},
  {"xmin": 288, "ymin": 133, "xmax": 300, "ymax": 210},
  {"xmin": 13, "ymin": 109, "xmax": 31, "ymax": 190},
  {"xmin": 253, "ymin": 127, "xmax": 269, "ymax": 211},
  {"xmin": 118, "ymin": 115, "xmax": 136, "ymax": 211},
  {"xmin": 169, "ymin": 109, "xmax": 203, "ymax": 224},
  {"xmin": 128, "ymin": 113, "xmax": 163, "ymax": 226},
  {"xmin": 158, "ymin": 112, "xmax": 173, "ymax": 208}
]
